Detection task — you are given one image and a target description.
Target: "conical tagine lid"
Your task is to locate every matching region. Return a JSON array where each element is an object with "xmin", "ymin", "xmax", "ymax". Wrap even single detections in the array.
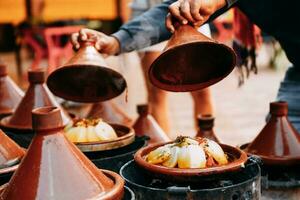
[
  {"xmin": 133, "ymin": 104, "xmax": 170, "ymax": 144},
  {"xmin": 0, "ymin": 106, "xmax": 124, "ymax": 200},
  {"xmin": 149, "ymin": 24, "xmax": 236, "ymax": 92},
  {"xmin": 86, "ymin": 101, "xmax": 132, "ymax": 126},
  {"xmin": 0, "ymin": 129, "xmax": 25, "ymax": 170},
  {"xmin": 0, "ymin": 69, "xmax": 71, "ymax": 131},
  {"xmin": 47, "ymin": 39, "xmax": 127, "ymax": 103},
  {"xmin": 246, "ymin": 101, "xmax": 300, "ymax": 165},
  {"xmin": 0, "ymin": 61, "xmax": 24, "ymax": 118}
]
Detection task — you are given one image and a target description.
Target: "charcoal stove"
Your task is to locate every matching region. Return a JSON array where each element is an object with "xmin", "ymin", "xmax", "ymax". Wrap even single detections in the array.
[
  {"xmin": 84, "ymin": 136, "xmax": 148, "ymax": 172},
  {"xmin": 120, "ymin": 156, "xmax": 261, "ymax": 200}
]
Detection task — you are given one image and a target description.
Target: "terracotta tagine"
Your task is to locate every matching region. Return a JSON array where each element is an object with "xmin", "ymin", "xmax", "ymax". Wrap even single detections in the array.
[
  {"xmin": 134, "ymin": 140, "xmax": 248, "ymax": 183},
  {"xmin": 132, "ymin": 104, "xmax": 170, "ymax": 144},
  {"xmin": 246, "ymin": 101, "xmax": 300, "ymax": 165},
  {"xmin": 196, "ymin": 114, "xmax": 219, "ymax": 142},
  {"xmin": 86, "ymin": 101, "xmax": 133, "ymax": 126},
  {"xmin": 0, "ymin": 61, "xmax": 24, "ymax": 118},
  {"xmin": 0, "ymin": 129, "xmax": 25, "ymax": 174},
  {"xmin": 0, "ymin": 106, "xmax": 124, "ymax": 200},
  {"xmin": 0, "ymin": 69, "xmax": 71, "ymax": 131},
  {"xmin": 149, "ymin": 24, "xmax": 236, "ymax": 92},
  {"xmin": 47, "ymin": 39, "xmax": 127, "ymax": 103}
]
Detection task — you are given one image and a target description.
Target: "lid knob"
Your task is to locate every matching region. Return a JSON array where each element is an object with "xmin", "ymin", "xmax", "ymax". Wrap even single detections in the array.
[
  {"xmin": 197, "ymin": 114, "xmax": 214, "ymax": 130},
  {"xmin": 270, "ymin": 101, "xmax": 288, "ymax": 116},
  {"xmin": 0, "ymin": 62, "xmax": 8, "ymax": 76},
  {"xmin": 28, "ymin": 70, "xmax": 45, "ymax": 84},
  {"xmin": 137, "ymin": 104, "xmax": 149, "ymax": 115},
  {"xmin": 32, "ymin": 106, "xmax": 63, "ymax": 131}
]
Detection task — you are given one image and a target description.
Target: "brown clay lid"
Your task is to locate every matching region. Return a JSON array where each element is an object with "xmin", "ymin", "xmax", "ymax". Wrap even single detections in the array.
[
  {"xmin": 0, "ymin": 106, "xmax": 124, "ymax": 200},
  {"xmin": 47, "ymin": 40, "xmax": 127, "ymax": 103},
  {"xmin": 0, "ymin": 62, "xmax": 24, "ymax": 118},
  {"xmin": 246, "ymin": 101, "xmax": 300, "ymax": 165},
  {"xmin": 134, "ymin": 140, "xmax": 247, "ymax": 182},
  {"xmin": 0, "ymin": 129, "xmax": 25, "ymax": 174},
  {"xmin": 86, "ymin": 101, "xmax": 133, "ymax": 126},
  {"xmin": 0, "ymin": 69, "xmax": 71, "ymax": 131},
  {"xmin": 149, "ymin": 25, "xmax": 236, "ymax": 92},
  {"xmin": 133, "ymin": 104, "xmax": 170, "ymax": 144}
]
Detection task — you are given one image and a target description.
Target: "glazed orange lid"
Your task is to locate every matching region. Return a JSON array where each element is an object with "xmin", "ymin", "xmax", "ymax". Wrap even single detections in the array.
[
  {"xmin": 47, "ymin": 40, "xmax": 127, "ymax": 103},
  {"xmin": 0, "ymin": 129, "xmax": 25, "ymax": 171},
  {"xmin": 0, "ymin": 62, "xmax": 24, "ymax": 117},
  {"xmin": 0, "ymin": 106, "xmax": 124, "ymax": 200},
  {"xmin": 0, "ymin": 69, "xmax": 70, "ymax": 131},
  {"xmin": 246, "ymin": 101, "xmax": 300, "ymax": 165}
]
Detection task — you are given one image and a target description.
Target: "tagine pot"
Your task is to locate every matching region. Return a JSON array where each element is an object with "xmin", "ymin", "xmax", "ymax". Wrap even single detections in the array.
[
  {"xmin": 246, "ymin": 101, "xmax": 300, "ymax": 165},
  {"xmin": 0, "ymin": 61, "xmax": 24, "ymax": 118},
  {"xmin": 86, "ymin": 101, "xmax": 133, "ymax": 126},
  {"xmin": 196, "ymin": 114, "xmax": 219, "ymax": 142},
  {"xmin": 0, "ymin": 129, "xmax": 25, "ymax": 176},
  {"xmin": 149, "ymin": 24, "xmax": 236, "ymax": 92},
  {"xmin": 0, "ymin": 69, "xmax": 71, "ymax": 131},
  {"xmin": 47, "ymin": 39, "xmax": 127, "ymax": 103},
  {"xmin": 0, "ymin": 106, "xmax": 124, "ymax": 200},
  {"xmin": 134, "ymin": 141, "xmax": 248, "ymax": 183},
  {"xmin": 132, "ymin": 104, "xmax": 170, "ymax": 144}
]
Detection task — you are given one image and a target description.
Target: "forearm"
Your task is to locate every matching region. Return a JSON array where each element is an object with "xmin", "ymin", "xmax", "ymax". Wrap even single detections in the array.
[{"xmin": 112, "ymin": 0, "xmax": 175, "ymax": 53}]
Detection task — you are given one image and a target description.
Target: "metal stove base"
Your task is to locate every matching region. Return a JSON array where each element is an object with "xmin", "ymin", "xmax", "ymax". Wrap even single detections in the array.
[{"xmin": 120, "ymin": 156, "xmax": 261, "ymax": 200}]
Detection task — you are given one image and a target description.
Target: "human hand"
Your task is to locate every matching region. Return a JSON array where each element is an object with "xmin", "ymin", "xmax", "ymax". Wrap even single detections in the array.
[
  {"xmin": 71, "ymin": 28, "xmax": 120, "ymax": 55},
  {"xmin": 166, "ymin": 0, "xmax": 227, "ymax": 32}
]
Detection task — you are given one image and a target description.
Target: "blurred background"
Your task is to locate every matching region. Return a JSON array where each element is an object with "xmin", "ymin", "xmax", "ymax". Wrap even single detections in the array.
[{"xmin": 0, "ymin": 0, "xmax": 291, "ymax": 146}]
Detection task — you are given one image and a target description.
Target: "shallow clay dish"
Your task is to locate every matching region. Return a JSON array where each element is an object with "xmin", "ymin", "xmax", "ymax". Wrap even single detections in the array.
[
  {"xmin": 74, "ymin": 124, "xmax": 135, "ymax": 152},
  {"xmin": 134, "ymin": 141, "xmax": 248, "ymax": 182}
]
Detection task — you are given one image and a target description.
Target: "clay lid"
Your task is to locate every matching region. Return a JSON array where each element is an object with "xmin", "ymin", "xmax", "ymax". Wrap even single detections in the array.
[
  {"xmin": 0, "ymin": 63, "xmax": 24, "ymax": 117},
  {"xmin": 133, "ymin": 104, "xmax": 170, "ymax": 144},
  {"xmin": 0, "ymin": 106, "xmax": 124, "ymax": 200},
  {"xmin": 149, "ymin": 25, "xmax": 236, "ymax": 92},
  {"xmin": 0, "ymin": 129, "xmax": 25, "ymax": 173},
  {"xmin": 47, "ymin": 40, "xmax": 127, "ymax": 103},
  {"xmin": 86, "ymin": 101, "xmax": 133, "ymax": 126},
  {"xmin": 0, "ymin": 69, "xmax": 71, "ymax": 131},
  {"xmin": 246, "ymin": 101, "xmax": 300, "ymax": 165}
]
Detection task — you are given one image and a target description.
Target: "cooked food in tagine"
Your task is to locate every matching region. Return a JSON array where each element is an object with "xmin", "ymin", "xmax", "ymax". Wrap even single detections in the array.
[
  {"xmin": 146, "ymin": 136, "xmax": 228, "ymax": 168},
  {"xmin": 64, "ymin": 118, "xmax": 118, "ymax": 143}
]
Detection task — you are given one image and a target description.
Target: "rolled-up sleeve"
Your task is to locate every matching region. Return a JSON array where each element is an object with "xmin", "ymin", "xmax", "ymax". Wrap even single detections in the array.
[{"xmin": 112, "ymin": 0, "xmax": 175, "ymax": 53}]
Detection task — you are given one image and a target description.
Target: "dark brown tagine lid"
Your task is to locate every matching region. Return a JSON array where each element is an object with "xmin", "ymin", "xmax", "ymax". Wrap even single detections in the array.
[
  {"xmin": 0, "ymin": 106, "xmax": 124, "ymax": 200},
  {"xmin": 0, "ymin": 129, "xmax": 25, "ymax": 173},
  {"xmin": 246, "ymin": 101, "xmax": 300, "ymax": 165},
  {"xmin": 0, "ymin": 69, "xmax": 71, "ymax": 131},
  {"xmin": 196, "ymin": 114, "xmax": 219, "ymax": 142},
  {"xmin": 0, "ymin": 61, "xmax": 24, "ymax": 118},
  {"xmin": 86, "ymin": 101, "xmax": 133, "ymax": 126},
  {"xmin": 47, "ymin": 39, "xmax": 127, "ymax": 103},
  {"xmin": 149, "ymin": 24, "xmax": 236, "ymax": 92},
  {"xmin": 133, "ymin": 104, "xmax": 170, "ymax": 144}
]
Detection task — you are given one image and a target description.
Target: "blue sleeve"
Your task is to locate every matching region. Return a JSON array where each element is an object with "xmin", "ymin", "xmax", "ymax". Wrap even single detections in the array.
[{"xmin": 112, "ymin": 0, "xmax": 175, "ymax": 53}]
